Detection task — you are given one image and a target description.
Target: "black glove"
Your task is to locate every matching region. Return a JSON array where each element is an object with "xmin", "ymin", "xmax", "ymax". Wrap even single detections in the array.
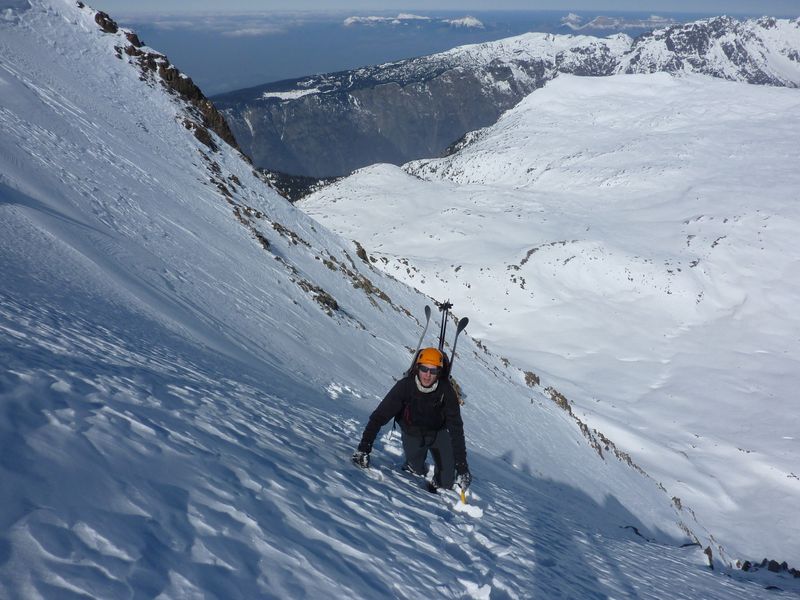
[
  {"xmin": 455, "ymin": 464, "xmax": 471, "ymax": 490},
  {"xmin": 352, "ymin": 450, "xmax": 370, "ymax": 469}
]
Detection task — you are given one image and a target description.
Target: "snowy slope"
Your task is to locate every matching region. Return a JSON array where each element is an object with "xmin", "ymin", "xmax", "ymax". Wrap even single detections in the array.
[
  {"xmin": 302, "ymin": 73, "xmax": 800, "ymax": 572},
  {"xmin": 1, "ymin": 1, "xmax": 798, "ymax": 597}
]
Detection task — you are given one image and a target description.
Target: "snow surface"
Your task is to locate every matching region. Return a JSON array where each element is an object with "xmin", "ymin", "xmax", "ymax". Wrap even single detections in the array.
[
  {"xmin": 2, "ymin": 0, "xmax": 798, "ymax": 597},
  {"xmin": 302, "ymin": 73, "xmax": 800, "ymax": 569}
]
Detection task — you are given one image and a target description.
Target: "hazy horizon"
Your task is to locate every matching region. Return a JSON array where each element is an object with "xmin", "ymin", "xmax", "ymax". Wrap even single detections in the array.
[
  {"xmin": 90, "ymin": 1, "xmax": 800, "ymax": 17},
  {"xmin": 99, "ymin": 8, "xmax": 785, "ymax": 96}
]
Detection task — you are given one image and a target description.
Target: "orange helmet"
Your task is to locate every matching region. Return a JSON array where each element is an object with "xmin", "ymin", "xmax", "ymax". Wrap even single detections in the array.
[{"xmin": 416, "ymin": 347, "xmax": 444, "ymax": 367}]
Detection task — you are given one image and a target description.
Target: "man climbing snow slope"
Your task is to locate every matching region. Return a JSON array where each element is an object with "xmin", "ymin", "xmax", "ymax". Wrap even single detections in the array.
[{"xmin": 352, "ymin": 347, "xmax": 471, "ymax": 492}]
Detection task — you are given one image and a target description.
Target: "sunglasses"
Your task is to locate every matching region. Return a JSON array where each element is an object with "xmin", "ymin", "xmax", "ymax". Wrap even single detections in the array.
[{"xmin": 418, "ymin": 365, "xmax": 440, "ymax": 375}]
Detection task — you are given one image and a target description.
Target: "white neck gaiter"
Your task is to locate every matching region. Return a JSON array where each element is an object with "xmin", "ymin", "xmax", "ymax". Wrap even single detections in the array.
[{"xmin": 415, "ymin": 376, "xmax": 439, "ymax": 394}]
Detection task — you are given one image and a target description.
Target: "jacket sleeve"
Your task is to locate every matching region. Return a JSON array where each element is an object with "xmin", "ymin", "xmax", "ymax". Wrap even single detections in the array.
[
  {"xmin": 443, "ymin": 383, "xmax": 468, "ymax": 470},
  {"xmin": 357, "ymin": 379, "xmax": 406, "ymax": 453}
]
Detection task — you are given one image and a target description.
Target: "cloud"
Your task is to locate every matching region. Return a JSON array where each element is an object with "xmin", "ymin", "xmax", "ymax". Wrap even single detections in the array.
[
  {"xmin": 343, "ymin": 13, "xmax": 484, "ymax": 29},
  {"xmin": 343, "ymin": 14, "xmax": 430, "ymax": 26},
  {"xmin": 444, "ymin": 16, "xmax": 484, "ymax": 29},
  {"xmin": 221, "ymin": 24, "xmax": 285, "ymax": 37}
]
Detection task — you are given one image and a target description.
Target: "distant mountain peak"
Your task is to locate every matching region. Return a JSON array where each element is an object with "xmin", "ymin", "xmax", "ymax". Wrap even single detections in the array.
[
  {"xmin": 216, "ymin": 14, "xmax": 800, "ymax": 179},
  {"xmin": 619, "ymin": 15, "xmax": 800, "ymax": 86}
]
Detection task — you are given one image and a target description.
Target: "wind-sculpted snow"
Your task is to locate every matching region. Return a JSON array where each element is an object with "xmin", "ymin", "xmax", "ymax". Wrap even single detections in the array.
[
  {"xmin": 6, "ymin": 0, "xmax": 795, "ymax": 597},
  {"xmin": 1, "ymin": 295, "xmax": 786, "ymax": 598},
  {"xmin": 302, "ymin": 73, "xmax": 800, "ymax": 572}
]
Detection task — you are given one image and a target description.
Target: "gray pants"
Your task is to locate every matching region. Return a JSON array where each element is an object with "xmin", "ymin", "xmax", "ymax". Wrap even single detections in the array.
[{"xmin": 401, "ymin": 427, "xmax": 455, "ymax": 488}]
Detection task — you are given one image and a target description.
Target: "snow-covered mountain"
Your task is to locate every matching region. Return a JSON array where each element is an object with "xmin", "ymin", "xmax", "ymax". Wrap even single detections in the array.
[
  {"xmin": 620, "ymin": 15, "xmax": 800, "ymax": 85},
  {"xmin": 8, "ymin": 0, "xmax": 798, "ymax": 597},
  {"xmin": 301, "ymin": 72, "xmax": 800, "ymax": 576},
  {"xmin": 216, "ymin": 15, "xmax": 800, "ymax": 179},
  {"xmin": 213, "ymin": 33, "xmax": 629, "ymax": 178}
]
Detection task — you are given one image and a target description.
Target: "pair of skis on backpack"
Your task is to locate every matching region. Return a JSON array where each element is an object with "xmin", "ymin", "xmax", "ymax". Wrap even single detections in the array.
[{"xmin": 406, "ymin": 300, "xmax": 469, "ymax": 377}]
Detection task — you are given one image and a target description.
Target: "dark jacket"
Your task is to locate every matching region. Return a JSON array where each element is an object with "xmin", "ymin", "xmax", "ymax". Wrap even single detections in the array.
[{"xmin": 357, "ymin": 375, "xmax": 467, "ymax": 467}]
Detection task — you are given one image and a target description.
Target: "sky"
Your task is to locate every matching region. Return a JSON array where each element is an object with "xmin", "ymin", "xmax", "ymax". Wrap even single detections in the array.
[{"xmin": 91, "ymin": 1, "xmax": 799, "ymax": 17}]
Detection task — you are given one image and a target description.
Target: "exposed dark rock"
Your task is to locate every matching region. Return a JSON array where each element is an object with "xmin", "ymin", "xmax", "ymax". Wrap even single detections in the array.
[
  {"xmin": 272, "ymin": 221, "xmax": 310, "ymax": 247},
  {"xmin": 153, "ymin": 63, "xmax": 240, "ymax": 151},
  {"xmin": 523, "ymin": 370, "xmax": 540, "ymax": 387},
  {"xmin": 353, "ymin": 241, "xmax": 370, "ymax": 265},
  {"xmin": 296, "ymin": 279, "xmax": 339, "ymax": 315},
  {"xmin": 183, "ymin": 118, "xmax": 218, "ymax": 152},
  {"xmin": 741, "ymin": 557, "xmax": 798, "ymax": 579},
  {"xmin": 94, "ymin": 11, "xmax": 117, "ymax": 34},
  {"xmin": 125, "ymin": 31, "xmax": 143, "ymax": 48},
  {"xmin": 704, "ymin": 546, "xmax": 714, "ymax": 569},
  {"xmin": 258, "ymin": 168, "xmax": 335, "ymax": 202},
  {"xmin": 253, "ymin": 230, "xmax": 270, "ymax": 250}
]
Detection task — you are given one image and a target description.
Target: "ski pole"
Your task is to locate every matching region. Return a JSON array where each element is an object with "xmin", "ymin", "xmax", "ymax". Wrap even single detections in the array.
[{"xmin": 437, "ymin": 299, "xmax": 452, "ymax": 352}]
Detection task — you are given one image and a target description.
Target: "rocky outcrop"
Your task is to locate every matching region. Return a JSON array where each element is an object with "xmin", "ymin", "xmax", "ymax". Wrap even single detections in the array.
[{"xmin": 84, "ymin": 4, "xmax": 241, "ymax": 155}]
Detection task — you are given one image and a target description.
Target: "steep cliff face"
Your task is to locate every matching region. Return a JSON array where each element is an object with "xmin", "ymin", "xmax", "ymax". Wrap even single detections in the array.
[
  {"xmin": 215, "ymin": 16, "xmax": 800, "ymax": 179},
  {"xmin": 214, "ymin": 34, "xmax": 629, "ymax": 178}
]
